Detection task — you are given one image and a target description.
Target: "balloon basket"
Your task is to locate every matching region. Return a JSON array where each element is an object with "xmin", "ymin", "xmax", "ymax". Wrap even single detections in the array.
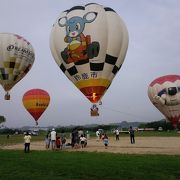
[
  {"xmin": 91, "ymin": 111, "xmax": 99, "ymax": 116},
  {"xmin": 4, "ymin": 93, "xmax": 10, "ymax": 100},
  {"xmin": 90, "ymin": 104, "xmax": 99, "ymax": 116}
]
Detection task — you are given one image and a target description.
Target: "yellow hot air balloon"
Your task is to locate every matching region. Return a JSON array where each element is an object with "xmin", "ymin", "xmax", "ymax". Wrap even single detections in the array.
[
  {"xmin": 0, "ymin": 33, "xmax": 35, "ymax": 100},
  {"xmin": 148, "ymin": 75, "xmax": 180, "ymax": 129},
  {"xmin": 22, "ymin": 89, "xmax": 50, "ymax": 125},
  {"xmin": 50, "ymin": 3, "xmax": 128, "ymax": 114}
]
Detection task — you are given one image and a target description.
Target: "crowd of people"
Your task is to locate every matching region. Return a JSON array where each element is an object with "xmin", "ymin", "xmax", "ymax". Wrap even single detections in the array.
[
  {"xmin": 44, "ymin": 128, "xmax": 88, "ymax": 150},
  {"xmin": 45, "ymin": 128, "xmax": 67, "ymax": 150},
  {"xmin": 23, "ymin": 126, "xmax": 136, "ymax": 152}
]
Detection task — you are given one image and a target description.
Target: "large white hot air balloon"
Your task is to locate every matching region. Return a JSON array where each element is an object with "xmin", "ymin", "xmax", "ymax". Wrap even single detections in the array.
[
  {"xmin": 148, "ymin": 75, "xmax": 180, "ymax": 129},
  {"xmin": 0, "ymin": 33, "xmax": 35, "ymax": 100},
  {"xmin": 50, "ymin": 3, "xmax": 128, "ymax": 115}
]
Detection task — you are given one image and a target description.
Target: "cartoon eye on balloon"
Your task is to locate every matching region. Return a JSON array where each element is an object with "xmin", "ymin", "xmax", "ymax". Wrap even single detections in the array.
[
  {"xmin": 0, "ymin": 33, "xmax": 35, "ymax": 100},
  {"xmin": 148, "ymin": 75, "xmax": 180, "ymax": 129},
  {"xmin": 50, "ymin": 3, "xmax": 128, "ymax": 116},
  {"xmin": 22, "ymin": 89, "xmax": 50, "ymax": 125}
]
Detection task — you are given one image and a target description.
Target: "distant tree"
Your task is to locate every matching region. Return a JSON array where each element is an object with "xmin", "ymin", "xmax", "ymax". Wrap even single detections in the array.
[
  {"xmin": 138, "ymin": 119, "xmax": 174, "ymax": 130},
  {"xmin": 0, "ymin": 116, "xmax": 6, "ymax": 124},
  {"xmin": 138, "ymin": 123, "xmax": 146, "ymax": 128},
  {"xmin": 0, "ymin": 128, "xmax": 15, "ymax": 134}
]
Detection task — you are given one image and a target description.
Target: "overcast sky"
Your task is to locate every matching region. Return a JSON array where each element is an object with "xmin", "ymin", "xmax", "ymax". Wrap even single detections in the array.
[{"xmin": 0, "ymin": 0, "xmax": 179, "ymax": 128}]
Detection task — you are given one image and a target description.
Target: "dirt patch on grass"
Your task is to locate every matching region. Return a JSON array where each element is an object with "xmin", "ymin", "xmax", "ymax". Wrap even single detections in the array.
[{"xmin": 1, "ymin": 137, "xmax": 180, "ymax": 155}]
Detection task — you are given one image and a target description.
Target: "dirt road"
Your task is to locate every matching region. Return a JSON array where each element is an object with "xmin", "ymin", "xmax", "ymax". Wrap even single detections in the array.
[{"xmin": 2, "ymin": 137, "xmax": 180, "ymax": 155}]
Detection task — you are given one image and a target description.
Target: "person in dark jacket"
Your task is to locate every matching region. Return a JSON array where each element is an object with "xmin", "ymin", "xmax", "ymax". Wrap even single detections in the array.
[{"xmin": 129, "ymin": 126, "xmax": 135, "ymax": 144}]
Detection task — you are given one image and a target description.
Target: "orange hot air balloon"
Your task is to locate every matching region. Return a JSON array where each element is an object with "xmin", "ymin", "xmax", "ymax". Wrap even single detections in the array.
[{"xmin": 22, "ymin": 89, "xmax": 50, "ymax": 125}]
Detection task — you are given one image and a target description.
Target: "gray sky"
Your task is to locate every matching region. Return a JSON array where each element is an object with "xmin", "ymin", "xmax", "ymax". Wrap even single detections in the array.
[{"xmin": 0, "ymin": 0, "xmax": 179, "ymax": 128}]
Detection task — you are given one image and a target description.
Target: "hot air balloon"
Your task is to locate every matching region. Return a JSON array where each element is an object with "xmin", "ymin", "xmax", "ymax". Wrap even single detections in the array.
[
  {"xmin": 0, "ymin": 33, "xmax": 35, "ymax": 100},
  {"xmin": 50, "ymin": 3, "xmax": 128, "ymax": 116},
  {"xmin": 148, "ymin": 75, "xmax": 180, "ymax": 129},
  {"xmin": 22, "ymin": 89, "xmax": 50, "ymax": 125}
]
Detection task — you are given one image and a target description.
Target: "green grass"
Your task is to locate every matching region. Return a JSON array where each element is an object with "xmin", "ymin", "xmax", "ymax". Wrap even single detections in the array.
[
  {"xmin": 0, "ymin": 134, "xmax": 44, "ymax": 146},
  {"xmin": 129, "ymin": 131, "xmax": 180, "ymax": 137},
  {"xmin": 0, "ymin": 133, "xmax": 180, "ymax": 179},
  {"xmin": 0, "ymin": 150, "xmax": 179, "ymax": 180}
]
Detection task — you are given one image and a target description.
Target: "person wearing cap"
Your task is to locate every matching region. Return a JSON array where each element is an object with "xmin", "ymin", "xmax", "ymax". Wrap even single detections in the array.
[
  {"xmin": 24, "ymin": 132, "xmax": 31, "ymax": 153},
  {"xmin": 50, "ymin": 128, "xmax": 56, "ymax": 150}
]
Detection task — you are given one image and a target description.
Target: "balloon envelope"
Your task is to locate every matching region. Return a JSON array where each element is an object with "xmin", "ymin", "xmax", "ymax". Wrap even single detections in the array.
[
  {"xmin": 148, "ymin": 75, "xmax": 180, "ymax": 128},
  {"xmin": 0, "ymin": 33, "xmax": 35, "ymax": 99},
  {"xmin": 22, "ymin": 89, "xmax": 50, "ymax": 124},
  {"xmin": 50, "ymin": 3, "xmax": 128, "ymax": 103}
]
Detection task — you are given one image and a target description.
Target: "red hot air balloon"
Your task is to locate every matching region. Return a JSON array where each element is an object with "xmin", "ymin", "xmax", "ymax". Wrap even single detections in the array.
[
  {"xmin": 22, "ymin": 89, "xmax": 50, "ymax": 125},
  {"xmin": 148, "ymin": 75, "xmax": 180, "ymax": 129}
]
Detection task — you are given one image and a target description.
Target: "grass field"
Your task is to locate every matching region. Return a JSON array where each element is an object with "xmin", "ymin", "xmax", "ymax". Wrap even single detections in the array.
[
  {"xmin": 0, "ymin": 134, "xmax": 44, "ymax": 146},
  {"xmin": 0, "ymin": 132, "xmax": 180, "ymax": 180},
  {"xmin": 0, "ymin": 150, "xmax": 180, "ymax": 180}
]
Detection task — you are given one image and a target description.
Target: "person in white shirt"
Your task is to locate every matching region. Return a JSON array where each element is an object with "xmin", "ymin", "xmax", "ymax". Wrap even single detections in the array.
[
  {"xmin": 50, "ymin": 128, "xmax": 56, "ymax": 150},
  {"xmin": 80, "ymin": 135, "xmax": 87, "ymax": 148},
  {"xmin": 115, "ymin": 129, "xmax": 120, "ymax": 141},
  {"xmin": 96, "ymin": 130, "xmax": 100, "ymax": 141},
  {"xmin": 24, "ymin": 132, "xmax": 31, "ymax": 153}
]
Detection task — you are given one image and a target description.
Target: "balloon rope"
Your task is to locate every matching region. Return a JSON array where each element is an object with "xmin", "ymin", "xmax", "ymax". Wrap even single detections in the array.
[{"xmin": 101, "ymin": 105, "xmax": 147, "ymax": 119}]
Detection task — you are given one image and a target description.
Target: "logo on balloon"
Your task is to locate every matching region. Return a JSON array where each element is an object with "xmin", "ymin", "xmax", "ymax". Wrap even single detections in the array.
[
  {"xmin": 36, "ymin": 102, "xmax": 49, "ymax": 107},
  {"xmin": 7, "ymin": 44, "xmax": 35, "ymax": 60},
  {"xmin": 58, "ymin": 12, "xmax": 100, "ymax": 64}
]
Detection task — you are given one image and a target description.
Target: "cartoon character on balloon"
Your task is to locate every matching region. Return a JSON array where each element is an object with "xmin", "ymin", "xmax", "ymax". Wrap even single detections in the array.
[
  {"xmin": 58, "ymin": 12, "xmax": 100, "ymax": 64},
  {"xmin": 154, "ymin": 86, "xmax": 180, "ymax": 106}
]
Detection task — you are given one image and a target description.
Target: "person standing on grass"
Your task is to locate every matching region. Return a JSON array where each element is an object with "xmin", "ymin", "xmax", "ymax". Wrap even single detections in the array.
[
  {"xmin": 56, "ymin": 136, "xmax": 62, "ymax": 150},
  {"xmin": 96, "ymin": 130, "xmax": 100, "ymax": 141},
  {"xmin": 24, "ymin": 132, "xmax": 31, "ymax": 153},
  {"xmin": 61, "ymin": 136, "xmax": 66, "ymax": 149},
  {"xmin": 129, "ymin": 126, "xmax": 135, "ymax": 144},
  {"xmin": 115, "ymin": 129, "xmax": 120, "ymax": 141},
  {"xmin": 45, "ymin": 134, "xmax": 49, "ymax": 149},
  {"xmin": 80, "ymin": 134, "xmax": 87, "ymax": 148},
  {"xmin": 47, "ymin": 130, "xmax": 51, "ymax": 148},
  {"xmin": 102, "ymin": 134, "xmax": 109, "ymax": 149},
  {"xmin": 50, "ymin": 128, "xmax": 56, "ymax": 150}
]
